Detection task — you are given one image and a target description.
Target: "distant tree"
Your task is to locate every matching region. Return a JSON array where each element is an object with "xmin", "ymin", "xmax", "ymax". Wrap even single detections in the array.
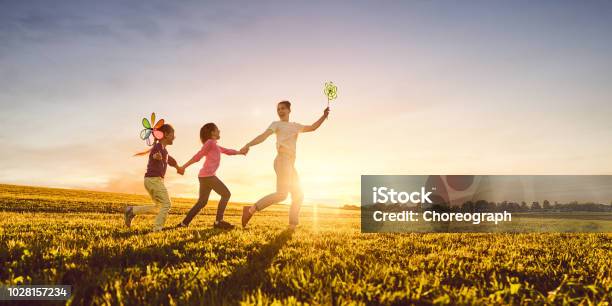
[
  {"xmin": 531, "ymin": 201, "xmax": 541, "ymax": 210},
  {"xmin": 487, "ymin": 202, "xmax": 497, "ymax": 212},
  {"xmin": 520, "ymin": 201, "xmax": 528, "ymax": 211},
  {"xmin": 543, "ymin": 200, "xmax": 551, "ymax": 210},
  {"xmin": 475, "ymin": 200, "xmax": 489, "ymax": 212},
  {"xmin": 461, "ymin": 201, "xmax": 474, "ymax": 212},
  {"xmin": 508, "ymin": 202, "xmax": 521, "ymax": 212},
  {"xmin": 499, "ymin": 201, "xmax": 509, "ymax": 212}
]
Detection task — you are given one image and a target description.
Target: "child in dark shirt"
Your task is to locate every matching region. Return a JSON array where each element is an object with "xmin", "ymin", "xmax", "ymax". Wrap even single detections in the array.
[{"xmin": 125, "ymin": 124, "xmax": 181, "ymax": 231}]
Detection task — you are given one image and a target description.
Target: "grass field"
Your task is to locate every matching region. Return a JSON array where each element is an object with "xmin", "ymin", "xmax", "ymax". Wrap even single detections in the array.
[{"xmin": 0, "ymin": 184, "xmax": 610, "ymax": 305}]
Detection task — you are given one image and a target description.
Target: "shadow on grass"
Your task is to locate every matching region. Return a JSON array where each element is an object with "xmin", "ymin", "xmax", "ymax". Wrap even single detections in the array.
[
  {"xmin": 66, "ymin": 228, "xmax": 228, "ymax": 305},
  {"xmin": 56, "ymin": 227, "xmax": 292, "ymax": 305},
  {"xmin": 90, "ymin": 228, "xmax": 229, "ymax": 269},
  {"xmin": 202, "ymin": 228, "xmax": 294, "ymax": 304}
]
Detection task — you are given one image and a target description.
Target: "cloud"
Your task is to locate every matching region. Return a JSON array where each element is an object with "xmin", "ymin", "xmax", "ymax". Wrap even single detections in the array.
[
  {"xmin": 121, "ymin": 17, "xmax": 162, "ymax": 40},
  {"xmin": 96, "ymin": 170, "xmax": 147, "ymax": 194},
  {"xmin": 0, "ymin": 7, "xmax": 116, "ymax": 45},
  {"xmin": 0, "ymin": 139, "xmax": 137, "ymax": 183},
  {"xmin": 0, "ymin": 1, "xmax": 261, "ymax": 51},
  {"xmin": 175, "ymin": 27, "xmax": 207, "ymax": 42}
]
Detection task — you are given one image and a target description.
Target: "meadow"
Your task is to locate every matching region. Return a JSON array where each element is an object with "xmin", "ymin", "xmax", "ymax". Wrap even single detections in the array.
[{"xmin": 0, "ymin": 184, "xmax": 610, "ymax": 305}]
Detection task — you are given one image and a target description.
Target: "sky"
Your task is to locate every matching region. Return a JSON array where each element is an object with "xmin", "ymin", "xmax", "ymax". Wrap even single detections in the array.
[{"xmin": 1, "ymin": 0, "xmax": 612, "ymax": 206}]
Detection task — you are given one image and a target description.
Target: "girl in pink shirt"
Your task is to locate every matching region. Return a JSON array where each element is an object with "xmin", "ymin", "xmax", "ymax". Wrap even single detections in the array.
[{"xmin": 177, "ymin": 123, "xmax": 247, "ymax": 229}]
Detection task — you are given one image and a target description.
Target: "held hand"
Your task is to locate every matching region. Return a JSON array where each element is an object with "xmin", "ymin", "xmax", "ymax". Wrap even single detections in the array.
[
  {"xmin": 177, "ymin": 166, "xmax": 185, "ymax": 175},
  {"xmin": 153, "ymin": 152, "xmax": 162, "ymax": 160},
  {"xmin": 323, "ymin": 107, "xmax": 330, "ymax": 119},
  {"xmin": 239, "ymin": 147, "xmax": 249, "ymax": 155}
]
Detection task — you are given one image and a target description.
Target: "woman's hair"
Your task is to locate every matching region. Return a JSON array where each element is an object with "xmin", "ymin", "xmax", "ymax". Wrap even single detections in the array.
[
  {"xmin": 278, "ymin": 100, "xmax": 291, "ymax": 109},
  {"xmin": 199, "ymin": 123, "xmax": 218, "ymax": 144}
]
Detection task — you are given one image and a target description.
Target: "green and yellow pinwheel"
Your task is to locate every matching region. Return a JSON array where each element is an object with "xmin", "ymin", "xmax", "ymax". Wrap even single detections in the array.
[{"xmin": 323, "ymin": 81, "xmax": 338, "ymax": 107}]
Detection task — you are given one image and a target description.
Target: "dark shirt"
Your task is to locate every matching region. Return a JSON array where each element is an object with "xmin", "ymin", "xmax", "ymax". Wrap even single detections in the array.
[{"xmin": 144, "ymin": 142, "xmax": 177, "ymax": 178}]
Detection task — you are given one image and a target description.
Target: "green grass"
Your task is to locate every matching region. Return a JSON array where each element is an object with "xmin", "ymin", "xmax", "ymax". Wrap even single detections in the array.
[{"xmin": 0, "ymin": 184, "xmax": 610, "ymax": 305}]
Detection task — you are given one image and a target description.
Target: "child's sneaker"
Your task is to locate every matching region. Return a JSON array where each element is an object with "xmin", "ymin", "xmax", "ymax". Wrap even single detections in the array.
[
  {"xmin": 213, "ymin": 220, "xmax": 235, "ymax": 230},
  {"xmin": 176, "ymin": 222, "xmax": 188, "ymax": 228},
  {"xmin": 242, "ymin": 206, "xmax": 254, "ymax": 228},
  {"xmin": 124, "ymin": 206, "xmax": 135, "ymax": 227}
]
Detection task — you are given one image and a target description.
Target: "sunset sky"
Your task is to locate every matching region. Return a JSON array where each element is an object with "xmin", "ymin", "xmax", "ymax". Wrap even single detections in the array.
[{"xmin": 1, "ymin": 1, "xmax": 612, "ymax": 206}]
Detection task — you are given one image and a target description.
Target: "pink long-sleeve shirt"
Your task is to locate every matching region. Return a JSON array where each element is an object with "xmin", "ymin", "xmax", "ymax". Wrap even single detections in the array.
[{"xmin": 189, "ymin": 139, "xmax": 239, "ymax": 177}]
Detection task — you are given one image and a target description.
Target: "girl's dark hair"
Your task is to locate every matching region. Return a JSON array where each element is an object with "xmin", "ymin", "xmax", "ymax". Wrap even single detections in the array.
[
  {"xmin": 152, "ymin": 124, "xmax": 174, "ymax": 144},
  {"xmin": 155, "ymin": 123, "xmax": 174, "ymax": 142},
  {"xmin": 134, "ymin": 123, "xmax": 174, "ymax": 156},
  {"xmin": 200, "ymin": 123, "xmax": 217, "ymax": 144},
  {"xmin": 158, "ymin": 124, "xmax": 174, "ymax": 136}
]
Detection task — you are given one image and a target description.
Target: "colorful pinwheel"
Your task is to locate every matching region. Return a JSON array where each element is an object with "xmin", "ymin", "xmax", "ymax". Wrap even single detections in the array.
[
  {"xmin": 323, "ymin": 81, "xmax": 338, "ymax": 107},
  {"xmin": 139, "ymin": 112, "xmax": 165, "ymax": 146}
]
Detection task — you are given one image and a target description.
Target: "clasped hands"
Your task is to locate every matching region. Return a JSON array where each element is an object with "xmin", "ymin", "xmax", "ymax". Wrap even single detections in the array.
[{"xmin": 175, "ymin": 146, "xmax": 250, "ymax": 175}]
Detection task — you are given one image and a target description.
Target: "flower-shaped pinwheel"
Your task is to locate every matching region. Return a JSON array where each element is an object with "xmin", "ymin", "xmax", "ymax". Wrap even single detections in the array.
[
  {"xmin": 139, "ymin": 112, "xmax": 165, "ymax": 146},
  {"xmin": 324, "ymin": 81, "xmax": 338, "ymax": 106}
]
